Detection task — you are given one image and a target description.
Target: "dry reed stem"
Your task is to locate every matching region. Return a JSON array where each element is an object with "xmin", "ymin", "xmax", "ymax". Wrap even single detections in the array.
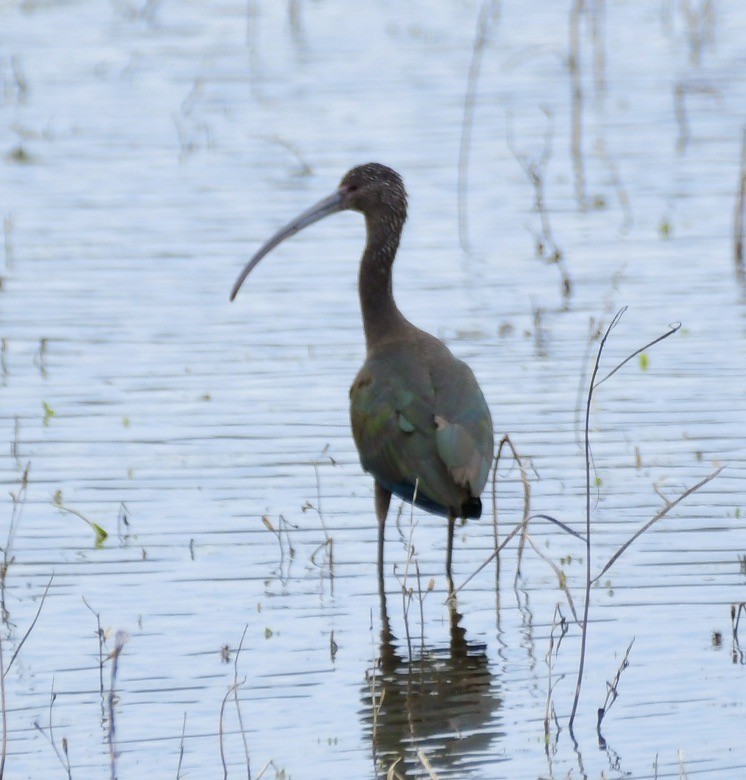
[
  {"xmin": 524, "ymin": 533, "xmax": 579, "ymax": 623},
  {"xmin": 384, "ymin": 756, "xmax": 405, "ymax": 780},
  {"xmin": 417, "ymin": 749, "xmax": 440, "ymax": 779},
  {"xmin": 490, "ymin": 434, "xmax": 532, "ymax": 578}
]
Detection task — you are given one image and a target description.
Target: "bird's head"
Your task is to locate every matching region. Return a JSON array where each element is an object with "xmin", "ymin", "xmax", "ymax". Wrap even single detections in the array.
[
  {"xmin": 230, "ymin": 163, "xmax": 407, "ymax": 301},
  {"xmin": 338, "ymin": 163, "xmax": 407, "ymax": 219}
]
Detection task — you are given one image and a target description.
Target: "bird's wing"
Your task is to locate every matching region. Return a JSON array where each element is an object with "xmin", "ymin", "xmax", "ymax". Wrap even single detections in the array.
[
  {"xmin": 349, "ymin": 344, "xmax": 493, "ymax": 512},
  {"xmin": 431, "ymin": 354, "xmax": 494, "ymax": 496}
]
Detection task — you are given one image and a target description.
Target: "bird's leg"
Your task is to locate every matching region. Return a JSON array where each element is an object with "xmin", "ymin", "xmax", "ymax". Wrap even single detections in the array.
[
  {"xmin": 446, "ymin": 513, "xmax": 456, "ymax": 592},
  {"xmin": 374, "ymin": 482, "xmax": 392, "ymax": 588}
]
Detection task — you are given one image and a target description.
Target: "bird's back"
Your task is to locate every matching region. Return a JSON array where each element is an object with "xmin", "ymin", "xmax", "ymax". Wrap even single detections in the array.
[{"xmin": 349, "ymin": 329, "xmax": 493, "ymax": 518}]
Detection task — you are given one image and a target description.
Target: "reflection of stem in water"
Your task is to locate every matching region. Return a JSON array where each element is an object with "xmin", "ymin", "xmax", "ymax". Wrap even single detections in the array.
[
  {"xmin": 596, "ymin": 637, "xmax": 634, "ymax": 747},
  {"xmin": 569, "ymin": 0, "xmax": 586, "ymax": 209},
  {"xmin": 735, "ymin": 128, "xmax": 746, "ymax": 279},
  {"xmin": 543, "ymin": 604, "xmax": 567, "ymax": 766},
  {"xmin": 507, "ymin": 110, "xmax": 572, "ymax": 301},
  {"xmin": 674, "ymin": 81, "xmax": 720, "ymax": 154},
  {"xmin": 308, "ymin": 447, "xmax": 335, "ymax": 584},
  {"xmin": 262, "ymin": 514, "xmax": 295, "ymax": 585},
  {"xmin": 590, "ymin": 0, "xmax": 605, "ymax": 100},
  {"xmin": 681, "ymin": 0, "xmax": 715, "ymax": 65},
  {"xmin": 107, "ymin": 630, "xmax": 128, "ymax": 780},
  {"xmin": 3, "ymin": 215, "xmax": 12, "ymax": 270},
  {"xmin": 458, "ymin": 0, "xmax": 500, "ymax": 253},
  {"xmin": 595, "ymin": 137, "xmax": 633, "ymax": 233}
]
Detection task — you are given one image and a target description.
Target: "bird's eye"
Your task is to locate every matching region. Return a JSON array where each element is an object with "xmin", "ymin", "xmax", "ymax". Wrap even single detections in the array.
[{"xmin": 347, "ymin": 184, "xmax": 359, "ymax": 193}]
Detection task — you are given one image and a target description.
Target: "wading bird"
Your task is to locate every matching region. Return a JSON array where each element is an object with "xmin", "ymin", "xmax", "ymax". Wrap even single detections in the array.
[{"xmin": 231, "ymin": 163, "xmax": 493, "ymax": 587}]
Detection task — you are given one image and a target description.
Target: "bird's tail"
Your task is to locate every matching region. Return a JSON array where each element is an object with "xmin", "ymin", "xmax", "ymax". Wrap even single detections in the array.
[{"xmin": 462, "ymin": 496, "xmax": 482, "ymax": 519}]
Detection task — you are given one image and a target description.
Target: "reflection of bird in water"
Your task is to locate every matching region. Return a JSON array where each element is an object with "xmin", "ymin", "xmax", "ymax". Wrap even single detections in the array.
[{"xmin": 361, "ymin": 591, "xmax": 503, "ymax": 779}]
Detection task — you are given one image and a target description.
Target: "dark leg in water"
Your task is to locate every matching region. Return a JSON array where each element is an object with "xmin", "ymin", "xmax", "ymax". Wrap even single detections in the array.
[
  {"xmin": 446, "ymin": 513, "xmax": 456, "ymax": 591},
  {"xmin": 375, "ymin": 482, "xmax": 392, "ymax": 588}
]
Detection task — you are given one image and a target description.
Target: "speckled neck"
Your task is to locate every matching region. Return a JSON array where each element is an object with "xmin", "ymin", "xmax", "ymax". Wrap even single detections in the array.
[{"xmin": 358, "ymin": 212, "xmax": 408, "ymax": 351}]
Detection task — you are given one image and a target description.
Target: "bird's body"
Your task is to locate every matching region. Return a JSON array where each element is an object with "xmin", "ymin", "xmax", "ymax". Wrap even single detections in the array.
[
  {"xmin": 350, "ymin": 329, "xmax": 491, "ymax": 519},
  {"xmin": 231, "ymin": 163, "xmax": 494, "ymax": 586}
]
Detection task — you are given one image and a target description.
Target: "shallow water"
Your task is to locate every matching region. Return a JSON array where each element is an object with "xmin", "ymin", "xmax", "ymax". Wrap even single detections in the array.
[{"xmin": 0, "ymin": 1, "xmax": 745, "ymax": 778}]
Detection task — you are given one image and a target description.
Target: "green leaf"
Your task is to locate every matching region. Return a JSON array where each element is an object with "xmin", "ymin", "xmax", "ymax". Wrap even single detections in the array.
[
  {"xmin": 639, "ymin": 353, "xmax": 649, "ymax": 371},
  {"xmin": 42, "ymin": 401, "xmax": 55, "ymax": 426},
  {"xmin": 92, "ymin": 523, "xmax": 108, "ymax": 549}
]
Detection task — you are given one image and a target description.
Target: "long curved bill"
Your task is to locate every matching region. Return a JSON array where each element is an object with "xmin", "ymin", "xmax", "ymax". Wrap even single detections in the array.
[{"xmin": 230, "ymin": 190, "xmax": 345, "ymax": 301}]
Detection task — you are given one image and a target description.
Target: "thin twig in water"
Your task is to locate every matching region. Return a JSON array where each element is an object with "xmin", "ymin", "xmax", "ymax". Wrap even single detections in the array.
[
  {"xmin": 524, "ymin": 533, "xmax": 579, "ymax": 623},
  {"xmin": 594, "ymin": 466, "xmax": 724, "ymax": 582},
  {"xmin": 570, "ymin": 308, "xmax": 634, "ymax": 734},
  {"xmin": 176, "ymin": 712, "xmax": 187, "ymax": 779},
  {"xmin": 4, "ymin": 574, "xmax": 53, "ymax": 677},
  {"xmin": 33, "ymin": 680, "xmax": 72, "ymax": 779},
  {"xmin": 569, "ymin": 309, "xmax": 690, "ymax": 735},
  {"xmin": 458, "ymin": 0, "xmax": 500, "ymax": 252},
  {"xmin": 233, "ymin": 625, "xmax": 252, "ymax": 779},
  {"xmin": 219, "ymin": 625, "xmax": 251, "ymax": 779}
]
